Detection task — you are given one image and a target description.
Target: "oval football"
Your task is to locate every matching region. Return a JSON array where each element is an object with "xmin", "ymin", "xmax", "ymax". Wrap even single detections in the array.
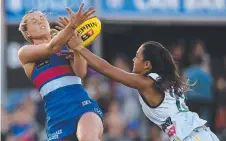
[{"xmin": 76, "ymin": 17, "xmax": 101, "ymax": 47}]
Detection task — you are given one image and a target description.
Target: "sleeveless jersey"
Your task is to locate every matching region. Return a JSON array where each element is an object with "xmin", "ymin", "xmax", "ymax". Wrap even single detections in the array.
[
  {"xmin": 138, "ymin": 73, "xmax": 206, "ymax": 141},
  {"xmin": 30, "ymin": 47, "xmax": 98, "ymax": 139}
]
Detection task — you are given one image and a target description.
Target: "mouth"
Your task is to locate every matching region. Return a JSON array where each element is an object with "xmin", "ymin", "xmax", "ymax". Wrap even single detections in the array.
[{"xmin": 41, "ymin": 25, "xmax": 46, "ymax": 29}]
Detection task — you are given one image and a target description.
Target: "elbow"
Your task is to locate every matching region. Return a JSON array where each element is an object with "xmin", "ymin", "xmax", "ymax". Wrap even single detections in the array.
[
  {"xmin": 74, "ymin": 67, "xmax": 87, "ymax": 79},
  {"xmin": 76, "ymin": 71, "xmax": 87, "ymax": 79}
]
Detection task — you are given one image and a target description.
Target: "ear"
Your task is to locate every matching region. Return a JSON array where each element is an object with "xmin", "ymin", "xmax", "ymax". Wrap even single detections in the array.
[
  {"xmin": 144, "ymin": 61, "xmax": 152, "ymax": 70},
  {"xmin": 25, "ymin": 31, "xmax": 31, "ymax": 38}
]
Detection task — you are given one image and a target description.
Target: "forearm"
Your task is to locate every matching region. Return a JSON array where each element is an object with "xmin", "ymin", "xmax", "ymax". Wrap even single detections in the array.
[
  {"xmin": 48, "ymin": 23, "xmax": 76, "ymax": 51},
  {"xmin": 72, "ymin": 51, "xmax": 87, "ymax": 78},
  {"xmin": 77, "ymin": 47, "xmax": 111, "ymax": 75},
  {"xmin": 73, "ymin": 46, "xmax": 142, "ymax": 89}
]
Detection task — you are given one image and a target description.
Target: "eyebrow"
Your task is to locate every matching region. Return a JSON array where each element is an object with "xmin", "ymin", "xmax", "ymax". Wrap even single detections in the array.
[
  {"xmin": 28, "ymin": 18, "xmax": 38, "ymax": 23},
  {"xmin": 28, "ymin": 17, "xmax": 36, "ymax": 21}
]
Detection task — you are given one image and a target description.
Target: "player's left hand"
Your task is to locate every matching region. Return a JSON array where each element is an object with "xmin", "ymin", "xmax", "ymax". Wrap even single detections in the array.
[
  {"xmin": 55, "ymin": 5, "xmax": 96, "ymax": 31},
  {"xmin": 67, "ymin": 32, "xmax": 84, "ymax": 51},
  {"xmin": 60, "ymin": 50, "xmax": 74, "ymax": 60},
  {"xmin": 55, "ymin": 16, "xmax": 70, "ymax": 31}
]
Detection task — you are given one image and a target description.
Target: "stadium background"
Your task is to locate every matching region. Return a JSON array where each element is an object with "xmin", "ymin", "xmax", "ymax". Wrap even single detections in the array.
[{"xmin": 1, "ymin": 0, "xmax": 226, "ymax": 141}]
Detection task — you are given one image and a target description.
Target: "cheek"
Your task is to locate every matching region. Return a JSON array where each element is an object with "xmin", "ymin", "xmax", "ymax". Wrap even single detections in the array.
[
  {"xmin": 134, "ymin": 61, "xmax": 141, "ymax": 69},
  {"xmin": 29, "ymin": 25, "xmax": 40, "ymax": 33}
]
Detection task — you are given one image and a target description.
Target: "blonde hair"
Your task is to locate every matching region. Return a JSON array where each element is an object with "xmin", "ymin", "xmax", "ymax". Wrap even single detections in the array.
[
  {"xmin": 19, "ymin": 10, "xmax": 58, "ymax": 43},
  {"xmin": 19, "ymin": 10, "xmax": 36, "ymax": 43}
]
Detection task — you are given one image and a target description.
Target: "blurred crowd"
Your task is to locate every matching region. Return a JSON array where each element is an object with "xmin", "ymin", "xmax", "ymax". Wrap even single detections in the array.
[{"xmin": 1, "ymin": 39, "xmax": 226, "ymax": 141}]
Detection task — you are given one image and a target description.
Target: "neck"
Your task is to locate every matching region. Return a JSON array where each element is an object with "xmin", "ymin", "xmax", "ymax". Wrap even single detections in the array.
[
  {"xmin": 32, "ymin": 35, "xmax": 51, "ymax": 45},
  {"xmin": 142, "ymin": 69, "xmax": 151, "ymax": 75}
]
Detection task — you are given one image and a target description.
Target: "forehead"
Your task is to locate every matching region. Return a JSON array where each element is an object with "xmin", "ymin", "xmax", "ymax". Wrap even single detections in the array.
[
  {"xmin": 136, "ymin": 45, "xmax": 144, "ymax": 55},
  {"xmin": 25, "ymin": 11, "xmax": 45, "ymax": 21}
]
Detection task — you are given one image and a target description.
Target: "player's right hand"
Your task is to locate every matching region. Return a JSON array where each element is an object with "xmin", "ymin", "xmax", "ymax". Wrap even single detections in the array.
[{"xmin": 66, "ymin": 3, "xmax": 95, "ymax": 28}]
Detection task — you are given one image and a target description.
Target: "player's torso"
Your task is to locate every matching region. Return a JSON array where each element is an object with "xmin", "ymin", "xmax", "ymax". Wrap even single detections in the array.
[
  {"xmin": 30, "ymin": 47, "xmax": 80, "ymax": 95},
  {"xmin": 138, "ymin": 73, "xmax": 206, "ymax": 140}
]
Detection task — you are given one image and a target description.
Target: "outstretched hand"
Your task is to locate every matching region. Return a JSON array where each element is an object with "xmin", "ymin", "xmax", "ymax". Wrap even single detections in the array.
[
  {"xmin": 67, "ymin": 32, "xmax": 84, "ymax": 51},
  {"xmin": 55, "ymin": 16, "xmax": 70, "ymax": 31},
  {"xmin": 60, "ymin": 3, "xmax": 96, "ymax": 30}
]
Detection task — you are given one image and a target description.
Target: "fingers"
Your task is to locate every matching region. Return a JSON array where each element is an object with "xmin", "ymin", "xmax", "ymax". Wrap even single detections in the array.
[
  {"xmin": 84, "ymin": 14, "xmax": 96, "ymax": 21},
  {"xmin": 82, "ymin": 6, "xmax": 93, "ymax": 16},
  {"xmin": 86, "ymin": 9, "xmax": 96, "ymax": 17},
  {"xmin": 82, "ymin": 7, "xmax": 95, "ymax": 21},
  {"xmin": 70, "ymin": 34, "xmax": 77, "ymax": 40},
  {"xmin": 66, "ymin": 7, "xmax": 74, "ymax": 15},
  {"xmin": 78, "ymin": 3, "xmax": 85, "ymax": 13},
  {"xmin": 77, "ymin": 32, "xmax": 82, "ymax": 39},
  {"xmin": 76, "ymin": 32, "xmax": 83, "ymax": 42},
  {"xmin": 60, "ymin": 50, "xmax": 74, "ymax": 56},
  {"xmin": 86, "ymin": 9, "xmax": 96, "ymax": 18},
  {"xmin": 66, "ymin": 55, "xmax": 74, "ymax": 60},
  {"xmin": 64, "ymin": 17, "xmax": 70, "ymax": 23},
  {"xmin": 59, "ymin": 16, "xmax": 68, "ymax": 26},
  {"xmin": 55, "ymin": 26, "xmax": 63, "ymax": 31},
  {"xmin": 73, "ymin": 31, "xmax": 81, "ymax": 39},
  {"xmin": 55, "ymin": 20, "xmax": 65, "ymax": 28}
]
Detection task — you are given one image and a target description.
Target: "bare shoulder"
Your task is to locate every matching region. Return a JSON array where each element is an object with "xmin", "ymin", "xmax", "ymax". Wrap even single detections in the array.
[
  {"xmin": 18, "ymin": 43, "xmax": 52, "ymax": 64},
  {"xmin": 18, "ymin": 45, "xmax": 34, "ymax": 64},
  {"xmin": 23, "ymin": 63, "xmax": 36, "ymax": 78},
  {"xmin": 130, "ymin": 73, "xmax": 154, "ymax": 90}
]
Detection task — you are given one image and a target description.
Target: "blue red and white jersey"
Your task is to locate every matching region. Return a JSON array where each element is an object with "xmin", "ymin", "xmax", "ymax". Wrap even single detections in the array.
[
  {"xmin": 30, "ymin": 47, "xmax": 82, "ymax": 97},
  {"xmin": 28, "ymin": 46, "xmax": 103, "ymax": 140}
]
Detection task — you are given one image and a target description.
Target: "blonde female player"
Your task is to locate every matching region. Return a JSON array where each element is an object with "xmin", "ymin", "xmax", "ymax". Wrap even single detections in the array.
[
  {"xmin": 18, "ymin": 4, "xmax": 103, "ymax": 141},
  {"xmin": 57, "ymin": 19, "xmax": 220, "ymax": 140}
]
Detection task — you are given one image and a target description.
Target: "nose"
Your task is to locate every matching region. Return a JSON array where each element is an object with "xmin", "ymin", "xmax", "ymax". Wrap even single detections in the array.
[
  {"xmin": 39, "ymin": 16, "xmax": 45, "ymax": 25},
  {"xmin": 132, "ymin": 57, "xmax": 135, "ymax": 62}
]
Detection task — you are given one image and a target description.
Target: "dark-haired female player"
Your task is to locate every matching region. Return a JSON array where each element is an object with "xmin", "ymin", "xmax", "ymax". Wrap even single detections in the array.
[{"xmin": 60, "ymin": 29, "xmax": 219, "ymax": 141}]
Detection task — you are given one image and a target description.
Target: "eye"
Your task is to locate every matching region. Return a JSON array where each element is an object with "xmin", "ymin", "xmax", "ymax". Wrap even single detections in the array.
[{"xmin": 33, "ymin": 20, "xmax": 37, "ymax": 24}]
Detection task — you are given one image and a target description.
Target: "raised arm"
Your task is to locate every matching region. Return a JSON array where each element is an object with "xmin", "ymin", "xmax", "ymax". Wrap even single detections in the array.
[
  {"xmin": 18, "ymin": 23, "xmax": 75, "ymax": 64},
  {"xmin": 55, "ymin": 17, "xmax": 90, "ymax": 78},
  {"xmin": 66, "ymin": 40, "xmax": 87, "ymax": 78},
  {"xmin": 68, "ymin": 33, "xmax": 147, "ymax": 89},
  {"xmin": 18, "ymin": 4, "xmax": 95, "ymax": 64}
]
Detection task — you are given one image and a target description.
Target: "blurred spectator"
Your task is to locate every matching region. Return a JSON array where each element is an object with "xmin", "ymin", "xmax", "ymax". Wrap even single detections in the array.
[
  {"xmin": 147, "ymin": 125, "xmax": 169, "ymax": 141},
  {"xmin": 2, "ymin": 92, "xmax": 39, "ymax": 141},
  {"xmin": 169, "ymin": 39, "xmax": 186, "ymax": 73},
  {"xmin": 1, "ymin": 107, "xmax": 12, "ymax": 141},
  {"xmin": 184, "ymin": 56, "xmax": 214, "ymax": 127},
  {"xmin": 84, "ymin": 73, "xmax": 112, "ymax": 114},
  {"xmin": 215, "ymin": 75, "xmax": 226, "ymax": 140},
  {"xmin": 126, "ymin": 120, "xmax": 142, "ymax": 141},
  {"xmin": 112, "ymin": 54, "xmax": 141, "ymax": 123},
  {"xmin": 104, "ymin": 100, "xmax": 130, "ymax": 141},
  {"xmin": 189, "ymin": 40, "xmax": 211, "ymax": 74}
]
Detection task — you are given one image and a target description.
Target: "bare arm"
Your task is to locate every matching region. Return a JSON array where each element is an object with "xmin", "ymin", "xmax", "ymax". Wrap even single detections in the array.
[
  {"xmin": 55, "ymin": 16, "xmax": 97, "ymax": 78},
  {"xmin": 18, "ymin": 23, "xmax": 76, "ymax": 64},
  {"xmin": 67, "ymin": 31, "xmax": 87, "ymax": 78},
  {"xmin": 19, "ymin": 4, "xmax": 95, "ymax": 64},
  {"xmin": 66, "ymin": 33, "xmax": 146, "ymax": 89},
  {"xmin": 79, "ymin": 47, "xmax": 145, "ymax": 89},
  {"xmin": 68, "ymin": 50, "xmax": 87, "ymax": 78}
]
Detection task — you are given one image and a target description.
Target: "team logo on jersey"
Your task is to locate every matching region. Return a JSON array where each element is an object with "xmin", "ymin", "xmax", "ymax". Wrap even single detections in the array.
[
  {"xmin": 161, "ymin": 117, "xmax": 173, "ymax": 132},
  {"xmin": 161, "ymin": 117, "xmax": 180, "ymax": 139},
  {"xmin": 36, "ymin": 58, "xmax": 50, "ymax": 69},
  {"xmin": 47, "ymin": 129, "xmax": 62, "ymax": 141},
  {"xmin": 81, "ymin": 100, "xmax": 91, "ymax": 106}
]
